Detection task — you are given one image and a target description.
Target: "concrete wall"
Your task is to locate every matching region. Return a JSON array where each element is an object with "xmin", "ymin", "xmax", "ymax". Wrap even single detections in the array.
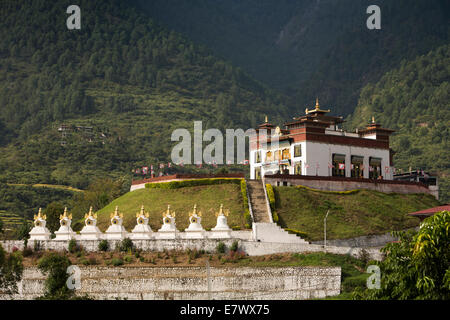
[
  {"xmin": 265, "ymin": 176, "xmax": 431, "ymax": 196},
  {"xmin": 2, "ymin": 266, "xmax": 341, "ymax": 300},
  {"xmin": 1, "ymin": 239, "xmax": 383, "ymax": 261}
]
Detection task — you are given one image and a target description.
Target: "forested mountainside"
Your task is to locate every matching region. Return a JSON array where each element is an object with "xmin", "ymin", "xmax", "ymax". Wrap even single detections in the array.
[
  {"xmin": 349, "ymin": 45, "xmax": 450, "ymax": 202},
  {"xmin": 0, "ymin": 0, "xmax": 288, "ymax": 189},
  {"xmin": 135, "ymin": 0, "xmax": 449, "ymax": 116}
]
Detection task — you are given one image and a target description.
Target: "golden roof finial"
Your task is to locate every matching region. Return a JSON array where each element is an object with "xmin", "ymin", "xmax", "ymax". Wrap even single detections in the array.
[
  {"xmin": 372, "ymin": 116, "xmax": 375, "ymax": 124},
  {"xmin": 163, "ymin": 204, "xmax": 175, "ymax": 218},
  {"xmin": 265, "ymin": 115, "xmax": 268, "ymax": 123},
  {"xmin": 60, "ymin": 207, "xmax": 72, "ymax": 220},
  {"xmin": 85, "ymin": 206, "xmax": 97, "ymax": 219},
  {"xmin": 315, "ymin": 97, "xmax": 320, "ymax": 110},
  {"xmin": 34, "ymin": 208, "xmax": 45, "ymax": 221},
  {"xmin": 189, "ymin": 204, "xmax": 201, "ymax": 217}
]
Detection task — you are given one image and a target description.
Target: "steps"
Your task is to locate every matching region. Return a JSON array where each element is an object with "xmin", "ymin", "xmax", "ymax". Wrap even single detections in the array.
[
  {"xmin": 246, "ymin": 179, "xmax": 308, "ymax": 244},
  {"xmin": 253, "ymin": 223, "xmax": 309, "ymax": 244},
  {"xmin": 247, "ymin": 180, "xmax": 271, "ymax": 223}
]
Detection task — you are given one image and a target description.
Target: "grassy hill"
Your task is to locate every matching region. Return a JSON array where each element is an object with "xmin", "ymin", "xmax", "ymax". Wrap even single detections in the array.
[
  {"xmin": 272, "ymin": 186, "xmax": 441, "ymax": 241},
  {"xmin": 91, "ymin": 184, "xmax": 247, "ymax": 232}
]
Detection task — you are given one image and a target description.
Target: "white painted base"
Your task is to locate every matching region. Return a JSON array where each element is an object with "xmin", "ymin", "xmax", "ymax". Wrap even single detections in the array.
[
  {"xmin": 156, "ymin": 231, "xmax": 178, "ymax": 239},
  {"xmin": 80, "ymin": 226, "xmax": 103, "ymax": 240},
  {"xmin": 29, "ymin": 227, "xmax": 51, "ymax": 241}
]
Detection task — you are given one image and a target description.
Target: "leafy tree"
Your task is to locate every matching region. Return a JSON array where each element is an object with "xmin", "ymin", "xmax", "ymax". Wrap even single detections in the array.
[
  {"xmin": 0, "ymin": 243, "xmax": 23, "ymax": 295},
  {"xmin": 15, "ymin": 219, "xmax": 31, "ymax": 241},
  {"xmin": 37, "ymin": 252, "xmax": 73, "ymax": 300},
  {"xmin": 43, "ymin": 202, "xmax": 65, "ymax": 234},
  {"xmin": 353, "ymin": 211, "xmax": 450, "ymax": 300},
  {"xmin": 0, "ymin": 218, "xmax": 3, "ymax": 235}
]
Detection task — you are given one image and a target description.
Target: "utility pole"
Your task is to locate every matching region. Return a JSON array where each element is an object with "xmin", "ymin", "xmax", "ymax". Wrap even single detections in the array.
[{"xmin": 324, "ymin": 210, "xmax": 330, "ymax": 250}]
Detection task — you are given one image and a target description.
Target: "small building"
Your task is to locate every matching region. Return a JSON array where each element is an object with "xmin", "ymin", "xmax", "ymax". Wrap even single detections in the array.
[
  {"xmin": 408, "ymin": 204, "xmax": 450, "ymax": 221},
  {"xmin": 250, "ymin": 99, "xmax": 395, "ymax": 180},
  {"xmin": 394, "ymin": 170, "xmax": 439, "ymax": 200}
]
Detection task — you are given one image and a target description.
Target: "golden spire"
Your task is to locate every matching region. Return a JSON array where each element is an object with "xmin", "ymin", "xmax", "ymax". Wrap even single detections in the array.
[
  {"xmin": 372, "ymin": 116, "xmax": 375, "ymax": 124},
  {"xmin": 163, "ymin": 205, "xmax": 175, "ymax": 218},
  {"xmin": 315, "ymin": 97, "xmax": 320, "ymax": 110},
  {"xmin": 189, "ymin": 204, "xmax": 201, "ymax": 217},
  {"xmin": 137, "ymin": 205, "xmax": 149, "ymax": 218},
  {"xmin": 34, "ymin": 208, "xmax": 46, "ymax": 221},
  {"xmin": 265, "ymin": 115, "xmax": 268, "ymax": 123},
  {"xmin": 60, "ymin": 207, "xmax": 72, "ymax": 220},
  {"xmin": 85, "ymin": 206, "xmax": 97, "ymax": 219}
]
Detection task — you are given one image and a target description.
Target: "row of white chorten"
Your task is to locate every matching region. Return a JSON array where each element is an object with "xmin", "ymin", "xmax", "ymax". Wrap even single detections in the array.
[{"xmin": 29, "ymin": 204, "xmax": 233, "ymax": 241}]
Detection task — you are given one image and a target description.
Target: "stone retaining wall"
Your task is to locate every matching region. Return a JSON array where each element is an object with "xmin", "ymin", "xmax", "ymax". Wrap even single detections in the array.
[{"xmin": 2, "ymin": 266, "xmax": 341, "ymax": 300}]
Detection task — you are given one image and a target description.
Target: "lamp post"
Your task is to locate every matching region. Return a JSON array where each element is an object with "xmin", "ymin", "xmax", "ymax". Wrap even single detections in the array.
[{"xmin": 324, "ymin": 210, "xmax": 330, "ymax": 250}]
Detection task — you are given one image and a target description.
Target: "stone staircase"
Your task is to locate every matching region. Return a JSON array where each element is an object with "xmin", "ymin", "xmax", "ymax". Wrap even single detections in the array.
[
  {"xmin": 247, "ymin": 179, "xmax": 308, "ymax": 244},
  {"xmin": 247, "ymin": 180, "xmax": 271, "ymax": 223}
]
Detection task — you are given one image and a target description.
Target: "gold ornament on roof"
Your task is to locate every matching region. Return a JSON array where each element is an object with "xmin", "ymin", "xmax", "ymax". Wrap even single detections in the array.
[
  {"xmin": 215, "ymin": 204, "xmax": 229, "ymax": 217},
  {"xmin": 189, "ymin": 204, "xmax": 202, "ymax": 217},
  {"xmin": 110, "ymin": 206, "xmax": 123, "ymax": 219},
  {"xmin": 84, "ymin": 206, "xmax": 97, "ymax": 220},
  {"xmin": 34, "ymin": 208, "xmax": 46, "ymax": 221},
  {"xmin": 60, "ymin": 207, "xmax": 72, "ymax": 221},
  {"xmin": 372, "ymin": 116, "xmax": 376, "ymax": 124},
  {"xmin": 136, "ymin": 205, "xmax": 150, "ymax": 218},
  {"xmin": 305, "ymin": 98, "xmax": 330, "ymax": 114},
  {"xmin": 264, "ymin": 115, "xmax": 268, "ymax": 123},
  {"xmin": 162, "ymin": 205, "xmax": 175, "ymax": 218}
]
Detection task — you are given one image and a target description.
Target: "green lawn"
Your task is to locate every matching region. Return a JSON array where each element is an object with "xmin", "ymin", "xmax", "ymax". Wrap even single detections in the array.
[
  {"xmin": 273, "ymin": 186, "xmax": 440, "ymax": 241},
  {"xmin": 94, "ymin": 184, "xmax": 247, "ymax": 232}
]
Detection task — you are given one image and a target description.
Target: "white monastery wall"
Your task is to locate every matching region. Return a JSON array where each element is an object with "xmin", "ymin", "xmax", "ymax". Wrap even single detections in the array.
[{"xmin": 2, "ymin": 266, "xmax": 341, "ymax": 300}]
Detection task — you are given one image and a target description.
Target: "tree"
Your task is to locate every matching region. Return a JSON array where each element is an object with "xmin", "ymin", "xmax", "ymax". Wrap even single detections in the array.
[
  {"xmin": 0, "ymin": 218, "xmax": 3, "ymax": 235},
  {"xmin": 0, "ymin": 243, "xmax": 23, "ymax": 295},
  {"xmin": 37, "ymin": 252, "xmax": 73, "ymax": 300},
  {"xmin": 353, "ymin": 211, "xmax": 450, "ymax": 300},
  {"xmin": 43, "ymin": 202, "xmax": 65, "ymax": 234},
  {"xmin": 15, "ymin": 219, "xmax": 31, "ymax": 241}
]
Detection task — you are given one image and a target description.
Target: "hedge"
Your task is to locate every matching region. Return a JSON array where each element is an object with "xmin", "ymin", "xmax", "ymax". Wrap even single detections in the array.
[
  {"xmin": 295, "ymin": 184, "xmax": 360, "ymax": 195},
  {"xmin": 145, "ymin": 178, "xmax": 242, "ymax": 189},
  {"xmin": 266, "ymin": 184, "xmax": 278, "ymax": 222},
  {"xmin": 285, "ymin": 228, "xmax": 308, "ymax": 238},
  {"xmin": 240, "ymin": 180, "xmax": 252, "ymax": 228}
]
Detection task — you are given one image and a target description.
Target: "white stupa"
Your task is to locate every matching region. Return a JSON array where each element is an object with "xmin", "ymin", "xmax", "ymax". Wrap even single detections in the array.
[
  {"xmin": 29, "ymin": 208, "xmax": 51, "ymax": 241},
  {"xmin": 54, "ymin": 207, "xmax": 77, "ymax": 241},
  {"xmin": 130, "ymin": 205, "xmax": 153, "ymax": 239},
  {"xmin": 80, "ymin": 207, "xmax": 103, "ymax": 240},
  {"xmin": 105, "ymin": 206, "xmax": 128, "ymax": 240},
  {"xmin": 184, "ymin": 204, "xmax": 205, "ymax": 239},
  {"xmin": 157, "ymin": 205, "xmax": 178, "ymax": 239},
  {"xmin": 210, "ymin": 204, "xmax": 232, "ymax": 238}
]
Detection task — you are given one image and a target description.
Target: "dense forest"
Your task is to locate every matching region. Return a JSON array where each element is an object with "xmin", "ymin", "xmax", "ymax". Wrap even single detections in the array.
[
  {"xmin": 0, "ymin": 0, "xmax": 288, "ymax": 191},
  {"xmin": 136, "ymin": 0, "xmax": 449, "ymax": 116},
  {"xmin": 349, "ymin": 45, "xmax": 450, "ymax": 202}
]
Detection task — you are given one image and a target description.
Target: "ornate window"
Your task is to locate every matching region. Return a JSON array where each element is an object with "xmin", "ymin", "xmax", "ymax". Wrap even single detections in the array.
[{"xmin": 294, "ymin": 144, "xmax": 302, "ymax": 157}]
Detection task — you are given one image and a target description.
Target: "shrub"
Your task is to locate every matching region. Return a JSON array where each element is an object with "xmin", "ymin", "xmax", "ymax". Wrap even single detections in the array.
[
  {"xmin": 111, "ymin": 258, "xmax": 123, "ymax": 266},
  {"xmin": 119, "ymin": 238, "xmax": 133, "ymax": 252},
  {"xmin": 98, "ymin": 240, "xmax": 109, "ymax": 252},
  {"xmin": 230, "ymin": 240, "xmax": 239, "ymax": 252},
  {"xmin": 285, "ymin": 228, "xmax": 308, "ymax": 238},
  {"xmin": 124, "ymin": 255, "xmax": 133, "ymax": 263},
  {"xmin": 231, "ymin": 225, "xmax": 241, "ymax": 230},
  {"xmin": 241, "ymin": 180, "xmax": 252, "ymax": 228},
  {"xmin": 145, "ymin": 178, "xmax": 241, "ymax": 189},
  {"xmin": 216, "ymin": 241, "xmax": 226, "ymax": 254},
  {"xmin": 68, "ymin": 239, "xmax": 79, "ymax": 254},
  {"xmin": 266, "ymin": 184, "xmax": 278, "ymax": 222},
  {"xmin": 22, "ymin": 246, "xmax": 33, "ymax": 257}
]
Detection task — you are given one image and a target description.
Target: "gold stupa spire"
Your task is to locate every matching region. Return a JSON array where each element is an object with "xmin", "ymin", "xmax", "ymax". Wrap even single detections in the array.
[
  {"xmin": 34, "ymin": 208, "xmax": 46, "ymax": 221},
  {"xmin": 60, "ymin": 207, "xmax": 72, "ymax": 220},
  {"xmin": 265, "ymin": 115, "xmax": 268, "ymax": 123},
  {"xmin": 315, "ymin": 97, "xmax": 320, "ymax": 110},
  {"xmin": 189, "ymin": 204, "xmax": 202, "ymax": 217},
  {"xmin": 163, "ymin": 205, "xmax": 175, "ymax": 218}
]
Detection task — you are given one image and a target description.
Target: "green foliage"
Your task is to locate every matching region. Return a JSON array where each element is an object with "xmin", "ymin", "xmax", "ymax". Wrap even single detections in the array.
[
  {"xmin": 353, "ymin": 211, "xmax": 450, "ymax": 300},
  {"xmin": 43, "ymin": 202, "xmax": 65, "ymax": 235},
  {"xmin": 98, "ymin": 240, "xmax": 109, "ymax": 252},
  {"xmin": 111, "ymin": 258, "xmax": 123, "ymax": 266},
  {"xmin": 240, "ymin": 180, "xmax": 252, "ymax": 228},
  {"xmin": 37, "ymin": 252, "xmax": 73, "ymax": 299},
  {"xmin": 0, "ymin": 218, "xmax": 3, "ymax": 234},
  {"xmin": 285, "ymin": 228, "xmax": 308, "ymax": 239},
  {"xmin": 265, "ymin": 184, "xmax": 278, "ymax": 222},
  {"xmin": 216, "ymin": 241, "xmax": 226, "ymax": 254},
  {"xmin": 145, "ymin": 178, "xmax": 241, "ymax": 189},
  {"xmin": 15, "ymin": 219, "xmax": 31, "ymax": 240},
  {"xmin": 119, "ymin": 238, "xmax": 133, "ymax": 252},
  {"xmin": 68, "ymin": 239, "xmax": 80, "ymax": 254},
  {"xmin": 0, "ymin": 0, "xmax": 287, "ymax": 197},
  {"xmin": 349, "ymin": 44, "xmax": 450, "ymax": 202},
  {"xmin": 0, "ymin": 243, "xmax": 23, "ymax": 295},
  {"xmin": 230, "ymin": 240, "xmax": 239, "ymax": 252}
]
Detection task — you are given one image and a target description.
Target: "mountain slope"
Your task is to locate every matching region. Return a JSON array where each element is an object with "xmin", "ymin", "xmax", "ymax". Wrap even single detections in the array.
[
  {"xmin": 348, "ymin": 45, "xmax": 450, "ymax": 202},
  {"xmin": 0, "ymin": 0, "xmax": 288, "ymax": 188}
]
